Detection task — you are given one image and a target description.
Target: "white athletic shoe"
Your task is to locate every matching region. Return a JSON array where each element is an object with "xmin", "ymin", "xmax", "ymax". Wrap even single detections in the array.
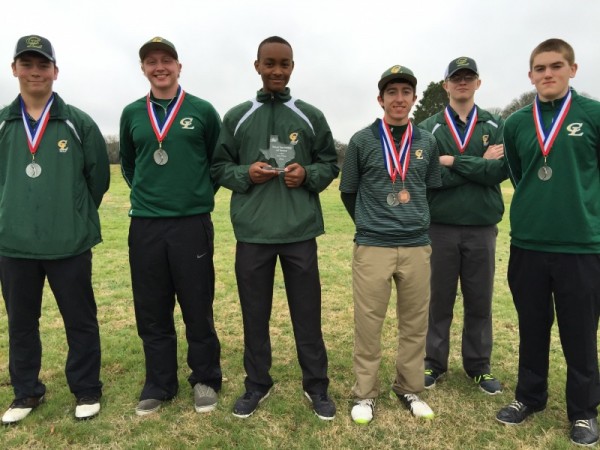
[{"xmin": 351, "ymin": 398, "xmax": 375, "ymax": 425}]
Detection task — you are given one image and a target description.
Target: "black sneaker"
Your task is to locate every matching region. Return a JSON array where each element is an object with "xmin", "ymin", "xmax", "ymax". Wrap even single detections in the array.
[
  {"xmin": 304, "ymin": 391, "xmax": 336, "ymax": 421},
  {"xmin": 424, "ymin": 369, "xmax": 445, "ymax": 389},
  {"xmin": 2, "ymin": 395, "xmax": 45, "ymax": 424},
  {"xmin": 232, "ymin": 390, "xmax": 270, "ymax": 418},
  {"xmin": 571, "ymin": 418, "xmax": 599, "ymax": 447},
  {"xmin": 472, "ymin": 373, "xmax": 502, "ymax": 395},
  {"xmin": 496, "ymin": 400, "xmax": 542, "ymax": 425}
]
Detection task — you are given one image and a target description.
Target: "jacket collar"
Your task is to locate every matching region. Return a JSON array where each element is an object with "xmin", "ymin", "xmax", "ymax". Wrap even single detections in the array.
[
  {"xmin": 7, "ymin": 92, "xmax": 66, "ymax": 120},
  {"xmin": 256, "ymin": 87, "xmax": 292, "ymax": 103}
]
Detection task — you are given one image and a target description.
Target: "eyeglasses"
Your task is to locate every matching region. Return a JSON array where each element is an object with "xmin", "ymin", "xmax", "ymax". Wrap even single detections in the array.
[{"xmin": 447, "ymin": 74, "xmax": 478, "ymax": 83}]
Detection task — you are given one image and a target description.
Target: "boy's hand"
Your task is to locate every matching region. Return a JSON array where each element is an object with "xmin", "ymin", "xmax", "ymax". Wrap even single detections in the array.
[
  {"xmin": 283, "ymin": 163, "xmax": 306, "ymax": 188},
  {"xmin": 249, "ymin": 162, "xmax": 279, "ymax": 184}
]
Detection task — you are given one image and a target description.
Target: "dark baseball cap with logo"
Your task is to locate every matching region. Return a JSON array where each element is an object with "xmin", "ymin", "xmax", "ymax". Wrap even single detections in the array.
[
  {"xmin": 139, "ymin": 37, "xmax": 178, "ymax": 61},
  {"xmin": 14, "ymin": 35, "xmax": 56, "ymax": 63},
  {"xmin": 445, "ymin": 57, "xmax": 479, "ymax": 79},
  {"xmin": 378, "ymin": 65, "xmax": 417, "ymax": 91}
]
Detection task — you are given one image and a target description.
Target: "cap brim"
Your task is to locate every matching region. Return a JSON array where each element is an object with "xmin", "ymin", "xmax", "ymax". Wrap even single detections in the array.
[
  {"xmin": 378, "ymin": 74, "xmax": 417, "ymax": 91},
  {"xmin": 139, "ymin": 43, "xmax": 178, "ymax": 61},
  {"xmin": 446, "ymin": 67, "xmax": 478, "ymax": 78},
  {"xmin": 14, "ymin": 49, "xmax": 55, "ymax": 63}
]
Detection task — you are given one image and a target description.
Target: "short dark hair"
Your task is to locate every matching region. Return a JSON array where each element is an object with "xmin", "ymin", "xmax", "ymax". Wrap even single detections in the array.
[
  {"xmin": 530, "ymin": 38, "xmax": 575, "ymax": 69},
  {"xmin": 257, "ymin": 36, "xmax": 293, "ymax": 60}
]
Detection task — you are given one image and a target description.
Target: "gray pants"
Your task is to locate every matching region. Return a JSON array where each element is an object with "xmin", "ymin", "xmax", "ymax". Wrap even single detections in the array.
[{"xmin": 425, "ymin": 223, "xmax": 497, "ymax": 376}]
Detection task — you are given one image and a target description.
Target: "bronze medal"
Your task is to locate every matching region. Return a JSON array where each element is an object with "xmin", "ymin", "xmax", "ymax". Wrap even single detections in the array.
[
  {"xmin": 538, "ymin": 165, "xmax": 552, "ymax": 181},
  {"xmin": 398, "ymin": 189, "xmax": 411, "ymax": 204},
  {"xmin": 25, "ymin": 162, "xmax": 42, "ymax": 178},
  {"xmin": 153, "ymin": 149, "xmax": 168, "ymax": 165}
]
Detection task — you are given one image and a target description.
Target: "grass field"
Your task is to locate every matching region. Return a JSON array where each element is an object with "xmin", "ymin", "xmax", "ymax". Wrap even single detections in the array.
[{"xmin": 0, "ymin": 166, "xmax": 582, "ymax": 449}]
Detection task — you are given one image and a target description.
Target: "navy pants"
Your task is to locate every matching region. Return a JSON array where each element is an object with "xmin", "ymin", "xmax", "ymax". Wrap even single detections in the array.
[
  {"xmin": 235, "ymin": 239, "xmax": 329, "ymax": 394},
  {"xmin": 508, "ymin": 246, "xmax": 600, "ymax": 421},
  {"xmin": 0, "ymin": 250, "xmax": 102, "ymax": 400},
  {"xmin": 129, "ymin": 214, "xmax": 222, "ymax": 401}
]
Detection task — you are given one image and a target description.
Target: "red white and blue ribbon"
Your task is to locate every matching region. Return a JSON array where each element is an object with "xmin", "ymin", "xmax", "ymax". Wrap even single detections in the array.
[
  {"xmin": 379, "ymin": 119, "xmax": 412, "ymax": 184},
  {"xmin": 444, "ymin": 105, "xmax": 477, "ymax": 154},
  {"xmin": 533, "ymin": 90, "xmax": 571, "ymax": 158},
  {"xmin": 20, "ymin": 94, "xmax": 54, "ymax": 158},
  {"xmin": 146, "ymin": 86, "xmax": 186, "ymax": 145}
]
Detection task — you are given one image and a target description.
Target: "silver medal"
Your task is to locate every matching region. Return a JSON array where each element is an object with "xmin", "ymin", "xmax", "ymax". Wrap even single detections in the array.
[
  {"xmin": 538, "ymin": 165, "xmax": 552, "ymax": 181},
  {"xmin": 26, "ymin": 162, "xmax": 42, "ymax": 178},
  {"xmin": 387, "ymin": 192, "xmax": 399, "ymax": 206},
  {"xmin": 153, "ymin": 149, "xmax": 168, "ymax": 165}
]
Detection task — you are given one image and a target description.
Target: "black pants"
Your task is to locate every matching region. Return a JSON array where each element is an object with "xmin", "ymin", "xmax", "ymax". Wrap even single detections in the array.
[
  {"xmin": 129, "ymin": 214, "xmax": 222, "ymax": 400},
  {"xmin": 235, "ymin": 239, "xmax": 329, "ymax": 394},
  {"xmin": 508, "ymin": 246, "xmax": 600, "ymax": 420},
  {"xmin": 0, "ymin": 250, "xmax": 102, "ymax": 400}
]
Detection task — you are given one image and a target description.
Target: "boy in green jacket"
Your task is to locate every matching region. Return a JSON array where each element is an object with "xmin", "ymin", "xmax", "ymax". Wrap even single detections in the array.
[
  {"xmin": 496, "ymin": 38, "xmax": 600, "ymax": 447},
  {"xmin": 211, "ymin": 36, "xmax": 339, "ymax": 420},
  {"xmin": 0, "ymin": 35, "xmax": 109, "ymax": 424},
  {"xmin": 418, "ymin": 57, "xmax": 505, "ymax": 395},
  {"xmin": 120, "ymin": 37, "xmax": 222, "ymax": 417}
]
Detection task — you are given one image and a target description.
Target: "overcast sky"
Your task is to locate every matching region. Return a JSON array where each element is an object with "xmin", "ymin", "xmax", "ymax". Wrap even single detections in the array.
[{"xmin": 1, "ymin": 0, "xmax": 598, "ymax": 144}]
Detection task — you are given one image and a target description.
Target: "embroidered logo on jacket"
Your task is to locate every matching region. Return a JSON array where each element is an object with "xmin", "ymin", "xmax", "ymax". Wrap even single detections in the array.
[
  {"xmin": 566, "ymin": 123, "xmax": 583, "ymax": 136},
  {"xmin": 415, "ymin": 149, "xmax": 424, "ymax": 159},
  {"xmin": 289, "ymin": 132, "xmax": 299, "ymax": 145},
  {"xmin": 58, "ymin": 140, "xmax": 69, "ymax": 153},
  {"xmin": 482, "ymin": 134, "xmax": 489, "ymax": 146},
  {"xmin": 180, "ymin": 118, "xmax": 195, "ymax": 129}
]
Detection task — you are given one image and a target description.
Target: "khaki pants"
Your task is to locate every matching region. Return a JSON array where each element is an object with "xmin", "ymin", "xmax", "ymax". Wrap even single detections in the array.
[{"xmin": 351, "ymin": 244, "xmax": 431, "ymax": 399}]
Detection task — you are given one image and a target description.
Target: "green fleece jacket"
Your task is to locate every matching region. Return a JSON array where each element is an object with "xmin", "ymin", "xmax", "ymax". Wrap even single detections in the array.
[
  {"xmin": 505, "ymin": 89, "xmax": 600, "ymax": 253},
  {"xmin": 120, "ymin": 88, "xmax": 221, "ymax": 217}
]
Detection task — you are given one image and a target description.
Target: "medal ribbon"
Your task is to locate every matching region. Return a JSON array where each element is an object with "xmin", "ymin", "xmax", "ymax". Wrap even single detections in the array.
[
  {"xmin": 20, "ymin": 94, "xmax": 54, "ymax": 158},
  {"xmin": 379, "ymin": 119, "xmax": 412, "ymax": 183},
  {"xmin": 444, "ymin": 105, "xmax": 478, "ymax": 154},
  {"xmin": 146, "ymin": 86, "xmax": 186, "ymax": 145},
  {"xmin": 533, "ymin": 90, "xmax": 571, "ymax": 158}
]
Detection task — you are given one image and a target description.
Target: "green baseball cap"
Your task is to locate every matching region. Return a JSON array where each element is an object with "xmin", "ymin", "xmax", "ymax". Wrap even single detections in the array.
[
  {"xmin": 378, "ymin": 65, "xmax": 417, "ymax": 91},
  {"xmin": 445, "ymin": 57, "xmax": 479, "ymax": 79},
  {"xmin": 14, "ymin": 35, "xmax": 56, "ymax": 62},
  {"xmin": 139, "ymin": 37, "xmax": 178, "ymax": 61}
]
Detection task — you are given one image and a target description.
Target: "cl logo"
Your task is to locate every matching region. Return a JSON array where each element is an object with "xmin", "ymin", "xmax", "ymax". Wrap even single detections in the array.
[
  {"xmin": 58, "ymin": 140, "xmax": 69, "ymax": 153},
  {"xmin": 415, "ymin": 149, "xmax": 424, "ymax": 159},
  {"xmin": 180, "ymin": 118, "xmax": 195, "ymax": 129},
  {"xmin": 566, "ymin": 123, "xmax": 583, "ymax": 137}
]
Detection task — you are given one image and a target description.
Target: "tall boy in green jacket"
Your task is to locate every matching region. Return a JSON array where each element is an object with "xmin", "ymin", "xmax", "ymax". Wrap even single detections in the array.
[{"xmin": 496, "ymin": 38, "xmax": 600, "ymax": 447}]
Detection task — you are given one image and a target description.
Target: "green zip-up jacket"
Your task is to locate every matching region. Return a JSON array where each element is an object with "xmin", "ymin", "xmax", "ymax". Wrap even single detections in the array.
[
  {"xmin": 211, "ymin": 88, "xmax": 339, "ymax": 244},
  {"xmin": 505, "ymin": 89, "xmax": 600, "ymax": 253},
  {"xmin": 120, "ymin": 88, "xmax": 221, "ymax": 217},
  {"xmin": 0, "ymin": 93, "xmax": 110, "ymax": 259},
  {"xmin": 418, "ymin": 106, "xmax": 506, "ymax": 226},
  {"xmin": 340, "ymin": 120, "xmax": 442, "ymax": 247}
]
